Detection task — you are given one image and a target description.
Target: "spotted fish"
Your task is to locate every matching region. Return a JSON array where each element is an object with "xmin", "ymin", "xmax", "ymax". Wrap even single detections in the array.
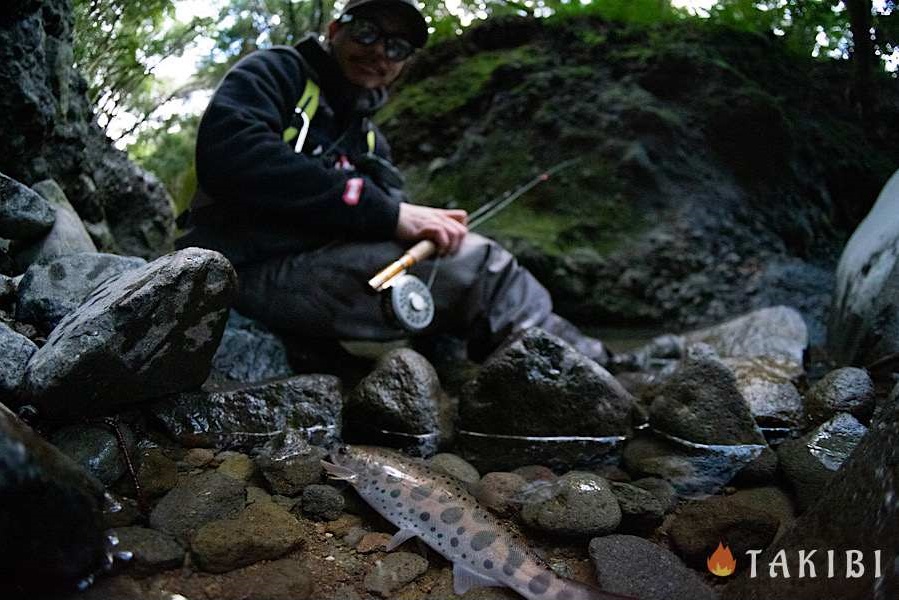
[{"xmin": 322, "ymin": 445, "xmax": 635, "ymax": 600}]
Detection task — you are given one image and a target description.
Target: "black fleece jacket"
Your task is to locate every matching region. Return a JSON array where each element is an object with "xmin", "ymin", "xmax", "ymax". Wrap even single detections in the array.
[{"xmin": 178, "ymin": 36, "xmax": 402, "ymax": 266}]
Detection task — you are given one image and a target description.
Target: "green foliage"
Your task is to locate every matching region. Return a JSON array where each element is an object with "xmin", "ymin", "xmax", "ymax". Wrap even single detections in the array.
[{"xmin": 129, "ymin": 114, "xmax": 200, "ymax": 215}]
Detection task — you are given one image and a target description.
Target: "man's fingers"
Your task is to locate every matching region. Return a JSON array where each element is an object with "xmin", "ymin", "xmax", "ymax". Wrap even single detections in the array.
[{"xmin": 443, "ymin": 209, "xmax": 468, "ymax": 225}]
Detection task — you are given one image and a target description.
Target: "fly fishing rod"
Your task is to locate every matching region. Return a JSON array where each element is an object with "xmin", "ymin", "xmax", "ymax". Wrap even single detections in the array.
[{"xmin": 368, "ymin": 158, "xmax": 580, "ymax": 332}]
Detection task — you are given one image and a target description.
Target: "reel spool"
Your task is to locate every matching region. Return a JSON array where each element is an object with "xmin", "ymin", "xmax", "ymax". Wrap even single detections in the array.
[{"xmin": 382, "ymin": 273, "xmax": 435, "ymax": 332}]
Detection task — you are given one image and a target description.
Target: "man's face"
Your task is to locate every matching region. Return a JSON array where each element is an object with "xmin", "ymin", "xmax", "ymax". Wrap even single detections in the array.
[{"xmin": 328, "ymin": 9, "xmax": 413, "ymax": 89}]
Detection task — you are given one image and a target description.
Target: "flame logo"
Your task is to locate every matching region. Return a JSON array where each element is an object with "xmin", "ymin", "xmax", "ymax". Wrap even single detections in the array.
[{"xmin": 707, "ymin": 541, "xmax": 737, "ymax": 577}]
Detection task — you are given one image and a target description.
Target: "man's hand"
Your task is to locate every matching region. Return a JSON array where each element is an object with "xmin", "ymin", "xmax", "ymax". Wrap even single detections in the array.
[{"xmin": 395, "ymin": 203, "xmax": 468, "ymax": 255}]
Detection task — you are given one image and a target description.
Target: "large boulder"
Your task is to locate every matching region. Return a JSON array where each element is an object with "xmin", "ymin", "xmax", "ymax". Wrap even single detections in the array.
[
  {"xmin": 726, "ymin": 394, "xmax": 899, "ymax": 600},
  {"xmin": 828, "ymin": 169, "xmax": 899, "ymax": 366},
  {"xmin": 685, "ymin": 306, "xmax": 808, "ymax": 366},
  {"xmin": 20, "ymin": 248, "xmax": 236, "ymax": 417},
  {"xmin": 211, "ymin": 310, "xmax": 294, "ymax": 383},
  {"xmin": 0, "ymin": 171, "xmax": 55, "ymax": 239},
  {"xmin": 15, "ymin": 252, "xmax": 146, "ymax": 333},
  {"xmin": 151, "ymin": 374, "xmax": 343, "ymax": 450},
  {"xmin": 0, "ymin": 404, "xmax": 111, "ymax": 595},
  {"xmin": 458, "ymin": 328, "xmax": 634, "ymax": 471},
  {"xmin": 0, "ymin": 321, "xmax": 37, "ymax": 401},
  {"xmin": 0, "ymin": 0, "xmax": 174, "ymax": 259}
]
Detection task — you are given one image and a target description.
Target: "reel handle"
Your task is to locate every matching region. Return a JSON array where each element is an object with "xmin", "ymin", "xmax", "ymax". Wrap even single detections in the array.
[{"xmin": 368, "ymin": 239, "xmax": 436, "ymax": 291}]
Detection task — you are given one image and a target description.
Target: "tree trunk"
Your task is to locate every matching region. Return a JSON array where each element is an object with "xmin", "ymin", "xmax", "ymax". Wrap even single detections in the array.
[{"xmin": 845, "ymin": 0, "xmax": 874, "ymax": 123}]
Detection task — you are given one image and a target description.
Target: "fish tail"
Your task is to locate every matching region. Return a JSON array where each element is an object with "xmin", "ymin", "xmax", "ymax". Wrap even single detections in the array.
[{"xmin": 320, "ymin": 459, "xmax": 358, "ymax": 482}]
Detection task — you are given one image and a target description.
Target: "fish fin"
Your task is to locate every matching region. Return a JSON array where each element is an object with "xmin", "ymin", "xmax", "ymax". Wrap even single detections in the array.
[
  {"xmin": 452, "ymin": 562, "xmax": 503, "ymax": 595},
  {"xmin": 320, "ymin": 459, "xmax": 357, "ymax": 482},
  {"xmin": 508, "ymin": 479, "xmax": 563, "ymax": 505},
  {"xmin": 386, "ymin": 528, "xmax": 418, "ymax": 551}
]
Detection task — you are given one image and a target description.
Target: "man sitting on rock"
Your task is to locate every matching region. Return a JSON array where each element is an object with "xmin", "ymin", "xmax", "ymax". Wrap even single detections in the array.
[{"xmin": 177, "ymin": 0, "xmax": 608, "ymax": 363}]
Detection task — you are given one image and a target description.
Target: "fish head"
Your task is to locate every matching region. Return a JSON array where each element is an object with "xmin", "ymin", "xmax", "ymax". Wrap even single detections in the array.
[{"xmin": 322, "ymin": 444, "xmax": 385, "ymax": 482}]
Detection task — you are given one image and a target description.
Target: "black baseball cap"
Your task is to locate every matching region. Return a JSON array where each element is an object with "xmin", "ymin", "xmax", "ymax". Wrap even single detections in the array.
[{"xmin": 339, "ymin": 0, "xmax": 429, "ymax": 48}]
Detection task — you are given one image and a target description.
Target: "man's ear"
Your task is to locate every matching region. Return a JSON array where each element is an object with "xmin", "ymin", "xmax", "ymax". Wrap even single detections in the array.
[{"xmin": 327, "ymin": 19, "xmax": 340, "ymax": 41}]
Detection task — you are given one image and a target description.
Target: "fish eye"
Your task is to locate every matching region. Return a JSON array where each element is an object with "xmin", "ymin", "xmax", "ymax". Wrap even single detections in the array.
[{"xmin": 338, "ymin": 446, "xmax": 348, "ymax": 455}]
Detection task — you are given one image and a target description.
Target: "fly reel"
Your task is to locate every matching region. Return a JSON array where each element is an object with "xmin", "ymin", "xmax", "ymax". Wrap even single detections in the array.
[{"xmin": 381, "ymin": 273, "xmax": 435, "ymax": 332}]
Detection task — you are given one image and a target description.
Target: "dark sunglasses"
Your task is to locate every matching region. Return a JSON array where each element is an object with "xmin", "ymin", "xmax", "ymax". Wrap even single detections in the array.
[{"xmin": 339, "ymin": 13, "xmax": 416, "ymax": 62}]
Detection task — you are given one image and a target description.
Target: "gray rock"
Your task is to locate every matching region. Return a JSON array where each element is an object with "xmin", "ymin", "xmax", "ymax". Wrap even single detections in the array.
[
  {"xmin": 0, "ymin": 404, "xmax": 110, "ymax": 593},
  {"xmin": 301, "ymin": 484, "xmax": 345, "ymax": 521},
  {"xmin": 806, "ymin": 367, "xmax": 876, "ymax": 424},
  {"xmin": 363, "ymin": 551, "xmax": 429, "ymax": 597},
  {"xmin": 218, "ymin": 452, "xmax": 255, "ymax": 482},
  {"xmin": 211, "ymin": 310, "xmax": 294, "ymax": 383},
  {"xmin": 589, "ymin": 535, "xmax": 719, "ymax": 600},
  {"xmin": 21, "ymin": 248, "xmax": 236, "ymax": 418},
  {"xmin": 346, "ymin": 348, "xmax": 446, "ymax": 452},
  {"xmin": 723, "ymin": 356, "xmax": 805, "ymax": 428},
  {"xmin": 428, "ymin": 453, "xmax": 481, "ymax": 485},
  {"xmin": 668, "ymin": 494, "xmax": 780, "ymax": 568},
  {"xmin": 191, "ymin": 502, "xmax": 303, "ymax": 573},
  {"xmin": 191, "ymin": 500, "xmax": 304, "ymax": 573},
  {"xmin": 211, "ymin": 558, "xmax": 314, "ymax": 600},
  {"xmin": 685, "ymin": 306, "xmax": 808, "ymax": 365},
  {"xmin": 650, "ymin": 354, "xmax": 767, "ymax": 445},
  {"xmin": 632, "ymin": 477, "xmax": 678, "ymax": 514},
  {"xmin": 0, "ymin": 321, "xmax": 37, "ymax": 399},
  {"xmin": 623, "ymin": 434, "xmax": 768, "ymax": 497},
  {"xmin": 15, "ymin": 252, "xmax": 146, "ymax": 333},
  {"xmin": 828, "ymin": 169, "xmax": 899, "ymax": 366},
  {"xmin": 12, "ymin": 179, "xmax": 97, "ymax": 270},
  {"xmin": 725, "ymin": 486, "xmax": 796, "ymax": 541},
  {"xmin": 149, "ymin": 471, "xmax": 246, "ymax": 543},
  {"xmin": 112, "ymin": 526, "xmax": 184, "ymax": 576},
  {"xmin": 521, "ymin": 472, "xmax": 621, "ymax": 537},
  {"xmin": 152, "ymin": 374, "xmax": 343, "ymax": 451},
  {"xmin": 0, "ymin": 273, "xmax": 16, "ymax": 302},
  {"xmin": 50, "ymin": 422, "xmax": 136, "ymax": 485},
  {"xmin": 777, "ymin": 412, "xmax": 868, "ymax": 512},
  {"xmin": 0, "ymin": 172, "xmax": 55, "ymax": 239},
  {"xmin": 727, "ymin": 393, "xmax": 899, "ymax": 600},
  {"xmin": 255, "ymin": 431, "xmax": 328, "ymax": 496},
  {"xmin": 459, "ymin": 329, "xmax": 634, "ymax": 470},
  {"xmin": 609, "ymin": 481, "xmax": 665, "ymax": 535}
]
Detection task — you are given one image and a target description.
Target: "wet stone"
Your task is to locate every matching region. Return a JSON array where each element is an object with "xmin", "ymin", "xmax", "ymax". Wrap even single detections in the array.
[
  {"xmin": 589, "ymin": 535, "xmax": 718, "ymax": 600},
  {"xmin": 512, "ymin": 465, "xmax": 558, "ymax": 483},
  {"xmin": 301, "ymin": 484, "xmax": 345, "ymax": 521},
  {"xmin": 211, "ymin": 310, "xmax": 293, "ymax": 384},
  {"xmin": 255, "ymin": 431, "xmax": 327, "ymax": 496},
  {"xmin": 214, "ymin": 557, "xmax": 314, "ymax": 600},
  {"xmin": 0, "ymin": 172, "xmax": 56, "ymax": 240},
  {"xmin": 356, "ymin": 532, "xmax": 392, "ymax": 553},
  {"xmin": 472, "ymin": 471, "xmax": 528, "ymax": 517},
  {"xmin": 428, "ymin": 453, "xmax": 481, "ymax": 485},
  {"xmin": 191, "ymin": 500, "xmax": 304, "ymax": 573},
  {"xmin": 149, "ymin": 471, "xmax": 246, "ymax": 543},
  {"xmin": 723, "ymin": 356, "xmax": 805, "ymax": 428},
  {"xmin": 806, "ymin": 367, "xmax": 876, "ymax": 424},
  {"xmin": 50, "ymin": 422, "xmax": 136, "ymax": 486},
  {"xmin": 609, "ymin": 481, "xmax": 665, "ymax": 535},
  {"xmin": 15, "ymin": 252, "xmax": 146, "ymax": 334},
  {"xmin": 112, "ymin": 526, "xmax": 184, "ymax": 576},
  {"xmin": 649, "ymin": 353, "xmax": 766, "ymax": 445},
  {"xmin": 152, "ymin": 374, "xmax": 343, "ymax": 451},
  {"xmin": 185, "ymin": 448, "xmax": 215, "ymax": 468},
  {"xmin": 12, "ymin": 179, "xmax": 97, "ymax": 270},
  {"xmin": 777, "ymin": 412, "xmax": 868, "ymax": 512},
  {"xmin": 363, "ymin": 551, "xmax": 429, "ymax": 597},
  {"xmin": 521, "ymin": 472, "xmax": 621, "ymax": 537},
  {"xmin": 136, "ymin": 448, "xmax": 178, "ymax": 498},
  {"xmin": 217, "ymin": 452, "xmax": 255, "ymax": 482},
  {"xmin": 668, "ymin": 494, "xmax": 780, "ymax": 568},
  {"xmin": 0, "ymin": 321, "xmax": 37, "ymax": 399},
  {"xmin": 21, "ymin": 248, "xmax": 235, "ymax": 418}
]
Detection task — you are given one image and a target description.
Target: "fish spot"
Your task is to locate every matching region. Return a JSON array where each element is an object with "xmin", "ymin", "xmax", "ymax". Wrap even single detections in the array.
[
  {"xmin": 410, "ymin": 485, "xmax": 432, "ymax": 501},
  {"xmin": 408, "ymin": 508, "xmax": 415, "ymax": 514},
  {"xmin": 484, "ymin": 559, "xmax": 494, "ymax": 569},
  {"xmin": 440, "ymin": 507, "xmax": 464, "ymax": 524},
  {"xmin": 437, "ymin": 493, "xmax": 453, "ymax": 504},
  {"xmin": 473, "ymin": 511, "xmax": 490, "ymax": 524},
  {"xmin": 503, "ymin": 549, "xmax": 524, "ymax": 576},
  {"xmin": 470, "ymin": 531, "xmax": 497, "ymax": 552},
  {"xmin": 420, "ymin": 512, "xmax": 431, "ymax": 522},
  {"xmin": 430, "ymin": 527, "xmax": 436, "ymax": 532},
  {"xmin": 529, "ymin": 573, "xmax": 551, "ymax": 595},
  {"xmin": 450, "ymin": 537, "xmax": 459, "ymax": 548},
  {"xmin": 390, "ymin": 489, "xmax": 401, "ymax": 498},
  {"xmin": 457, "ymin": 527, "xmax": 465, "ymax": 535}
]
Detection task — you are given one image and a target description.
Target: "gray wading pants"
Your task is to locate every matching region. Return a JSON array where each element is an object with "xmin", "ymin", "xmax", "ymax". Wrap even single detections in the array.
[{"xmin": 234, "ymin": 233, "xmax": 553, "ymax": 358}]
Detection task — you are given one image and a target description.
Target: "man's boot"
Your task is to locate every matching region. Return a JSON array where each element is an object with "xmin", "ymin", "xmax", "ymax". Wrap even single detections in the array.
[{"xmin": 538, "ymin": 313, "xmax": 611, "ymax": 366}]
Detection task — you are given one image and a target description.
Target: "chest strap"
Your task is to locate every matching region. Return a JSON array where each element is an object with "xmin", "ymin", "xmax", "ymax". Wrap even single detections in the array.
[{"xmin": 282, "ymin": 78, "xmax": 321, "ymax": 153}]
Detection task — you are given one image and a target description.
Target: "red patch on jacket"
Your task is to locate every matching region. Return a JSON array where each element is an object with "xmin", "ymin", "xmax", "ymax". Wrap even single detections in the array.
[{"xmin": 343, "ymin": 177, "xmax": 363, "ymax": 206}]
